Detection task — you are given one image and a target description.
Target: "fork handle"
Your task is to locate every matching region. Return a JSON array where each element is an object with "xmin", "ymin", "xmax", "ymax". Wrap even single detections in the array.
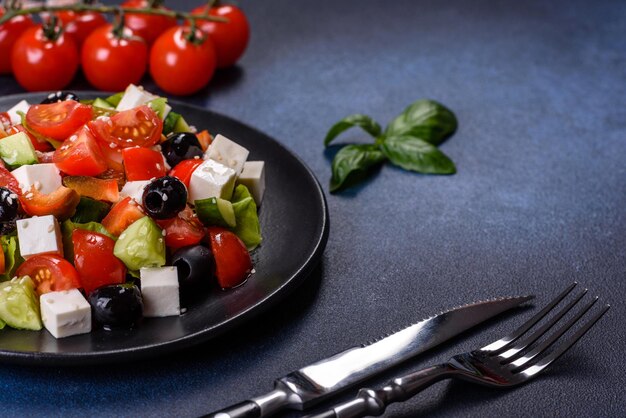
[{"xmin": 308, "ymin": 364, "xmax": 453, "ymax": 418}]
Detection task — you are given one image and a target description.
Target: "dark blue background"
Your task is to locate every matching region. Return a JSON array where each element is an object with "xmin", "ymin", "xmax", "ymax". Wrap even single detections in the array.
[{"xmin": 1, "ymin": 0, "xmax": 624, "ymax": 416}]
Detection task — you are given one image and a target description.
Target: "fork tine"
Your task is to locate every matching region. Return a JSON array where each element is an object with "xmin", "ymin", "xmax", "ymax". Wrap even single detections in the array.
[
  {"xmin": 507, "ymin": 296, "xmax": 597, "ymax": 368},
  {"xmin": 515, "ymin": 304, "xmax": 610, "ymax": 378},
  {"xmin": 482, "ymin": 283, "xmax": 577, "ymax": 353},
  {"xmin": 498, "ymin": 289, "xmax": 588, "ymax": 361}
]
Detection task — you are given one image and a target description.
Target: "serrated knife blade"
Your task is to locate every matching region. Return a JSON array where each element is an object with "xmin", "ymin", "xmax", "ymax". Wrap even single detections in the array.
[{"xmin": 206, "ymin": 295, "xmax": 533, "ymax": 418}]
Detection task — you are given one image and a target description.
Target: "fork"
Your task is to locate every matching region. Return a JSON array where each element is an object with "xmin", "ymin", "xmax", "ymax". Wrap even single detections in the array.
[{"xmin": 308, "ymin": 283, "xmax": 609, "ymax": 418}]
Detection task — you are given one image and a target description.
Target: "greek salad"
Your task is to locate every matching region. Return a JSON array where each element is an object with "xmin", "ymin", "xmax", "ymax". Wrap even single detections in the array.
[{"xmin": 0, "ymin": 84, "xmax": 265, "ymax": 338}]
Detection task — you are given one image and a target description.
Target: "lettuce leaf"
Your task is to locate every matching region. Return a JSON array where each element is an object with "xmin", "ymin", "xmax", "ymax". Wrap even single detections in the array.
[
  {"xmin": 230, "ymin": 185, "xmax": 262, "ymax": 250},
  {"xmin": 0, "ymin": 235, "xmax": 24, "ymax": 281}
]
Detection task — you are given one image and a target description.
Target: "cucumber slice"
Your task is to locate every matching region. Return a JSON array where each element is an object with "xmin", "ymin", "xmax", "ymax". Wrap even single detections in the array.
[
  {"xmin": 93, "ymin": 98, "xmax": 115, "ymax": 110},
  {"xmin": 0, "ymin": 318, "xmax": 5, "ymax": 329},
  {"xmin": 0, "ymin": 132, "xmax": 38, "ymax": 169},
  {"xmin": 0, "ymin": 276, "xmax": 42, "ymax": 331},
  {"xmin": 105, "ymin": 92, "xmax": 124, "ymax": 107},
  {"xmin": 173, "ymin": 115, "xmax": 192, "ymax": 133},
  {"xmin": 195, "ymin": 197, "xmax": 237, "ymax": 228},
  {"xmin": 113, "ymin": 216, "xmax": 166, "ymax": 271}
]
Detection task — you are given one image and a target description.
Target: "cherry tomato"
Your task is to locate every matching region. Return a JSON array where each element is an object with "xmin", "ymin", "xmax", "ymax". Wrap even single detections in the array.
[
  {"xmin": 0, "ymin": 164, "xmax": 20, "ymax": 194},
  {"xmin": 191, "ymin": 5, "xmax": 249, "ymax": 68},
  {"xmin": 26, "ymin": 100, "xmax": 93, "ymax": 141},
  {"xmin": 16, "ymin": 254, "xmax": 81, "ymax": 295},
  {"xmin": 102, "ymin": 196, "xmax": 145, "ymax": 236},
  {"xmin": 56, "ymin": 10, "xmax": 107, "ymax": 49},
  {"xmin": 122, "ymin": 147, "xmax": 166, "ymax": 181},
  {"xmin": 206, "ymin": 226, "xmax": 252, "ymax": 289},
  {"xmin": 99, "ymin": 144, "xmax": 125, "ymax": 173},
  {"xmin": 20, "ymin": 185, "xmax": 80, "ymax": 220},
  {"xmin": 63, "ymin": 176, "xmax": 119, "ymax": 203},
  {"xmin": 53, "ymin": 126, "xmax": 107, "ymax": 176},
  {"xmin": 121, "ymin": 0, "xmax": 176, "ymax": 45},
  {"xmin": 169, "ymin": 158, "xmax": 203, "ymax": 188},
  {"xmin": 11, "ymin": 25, "xmax": 79, "ymax": 91},
  {"xmin": 7, "ymin": 124, "xmax": 53, "ymax": 152},
  {"xmin": 89, "ymin": 105, "xmax": 162, "ymax": 148},
  {"xmin": 150, "ymin": 26, "xmax": 216, "ymax": 96},
  {"xmin": 156, "ymin": 206, "xmax": 204, "ymax": 252},
  {"xmin": 0, "ymin": 8, "xmax": 35, "ymax": 74},
  {"xmin": 72, "ymin": 229, "xmax": 127, "ymax": 294},
  {"xmin": 81, "ymin": 25, "xmax": 148, "ymax": 91}
]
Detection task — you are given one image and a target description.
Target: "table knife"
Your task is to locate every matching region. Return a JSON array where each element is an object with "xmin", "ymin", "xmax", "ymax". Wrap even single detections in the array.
[{"xmin": 206, "ymin": 295, "xmax": 533, "ymax": 418}]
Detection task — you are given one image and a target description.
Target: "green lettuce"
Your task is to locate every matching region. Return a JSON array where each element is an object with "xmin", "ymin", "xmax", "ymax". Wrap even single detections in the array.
[
  {"xmin": 230, "ymin": 185, "xmax": 262, "ymax": 250},
  {"xmin": 0, "ymin": 235, "xmax": 24, "ymax": 281}
]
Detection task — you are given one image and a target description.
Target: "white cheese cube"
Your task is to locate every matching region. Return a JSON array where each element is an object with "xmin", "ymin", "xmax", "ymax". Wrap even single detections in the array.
[
  {"xmin": 204, "ymin": 134, "xmax": 249, "ymax": 175},
  {"xmin": 188, "ymin": 159, "xmax": 237, "ymax": 202},
  {"xmin": 40, "ymin": 289, "xmax": 91, "ymax": 339},
  {"xmin": 120, "ymin": 180, "xmax": 151, "ymax": 203},
  {"xmin": 237, "ymin": 161, "xmax": 266, "ymax": 205},
  {"xmin": 6, "ymin": 99, "xmax": 29, "ymax": 125},
  {"xmin": 116, "ymin": 84, "xmax": 171, "ymax": 119},
  {"xmin": 11, "ymin": 163, "xmax": 62, "ymax": 195},
  {"xmin": 17, "ymin": 215, "xmax": 63, "ymax": 258},
  {"xmin": 140, "ymin": 266, "xmax": 180, "ymax": 317}
]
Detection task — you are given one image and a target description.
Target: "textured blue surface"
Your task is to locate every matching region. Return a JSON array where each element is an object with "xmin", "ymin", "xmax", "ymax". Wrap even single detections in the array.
[{"xmin": 0, "ymin": 0, "xmax": 625, "ymax": 416}]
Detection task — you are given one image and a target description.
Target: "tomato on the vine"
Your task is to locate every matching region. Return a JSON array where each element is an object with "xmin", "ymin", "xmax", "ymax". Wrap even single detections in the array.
[
  {"xmin": 0, "ymin": 8, "xmax": 35, "ymax": 74},
  {"xmin": 11, "ymin": 25, "xmax": 79, "ymax": 91},
  {"xmin": 89, "ymin": 105, "xmax": 162, "ymax": 148},
  {"xmin": 26, "ymin": 100, "xmax": 93, "ymax": 141},
  {"xmin": 150, "ymin": 26, "xmax": 216, "ymax": 96},
  {"xmin": 82, "ymin": 25, "xmax": 148, "ymax": 91},
  {"xmin": 191, "ymin": 4, "xmax": 250, "ymax": 68},
  {"xmin": 56, "ymin": 10, "xmax": 107, "ymax": 48},
  {"xmin": 121, "ymin": 0, "xmax": 176, "ymax": 45}
]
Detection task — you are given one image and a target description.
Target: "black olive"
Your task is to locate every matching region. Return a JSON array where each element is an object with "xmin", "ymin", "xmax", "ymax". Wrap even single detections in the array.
[
  {"xmin": 0, "ymin": 187, "xmax": 19, "ymax": 223},
  {"xmin": 88, "ymin": 283, "xmax": 143, "ymax": 330},
  {"xmin": 161, "ymin": 132, "xmax": 203, "ymax": 167},
  {"xmin": 171, "ymin": 244, "xmax": 215, "ymax": 305},
  {"xmin": 40, "ymin": 91, "xmax": 80, "ymax": 104},
  {"xmin": 142, "ymin": 176, "xmax": 187, "ymax": 219}
]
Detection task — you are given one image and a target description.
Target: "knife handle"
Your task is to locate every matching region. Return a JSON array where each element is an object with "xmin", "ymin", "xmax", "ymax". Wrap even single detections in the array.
[{"xmin": 203, "ymin": 400, "xmax": 261, "ymax": 418}]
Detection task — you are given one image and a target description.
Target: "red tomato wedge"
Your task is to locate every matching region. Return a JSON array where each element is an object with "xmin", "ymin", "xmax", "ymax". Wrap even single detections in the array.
[
  {"xmin": 72, "ymin": 229, "xmax": 126, "ymax": 294},
  {"xmin": 168, "ymin": 158, "xmax": 203, "ymax": 189},
  {"xmin": 156, "ymin": 206, "xmax": 204, "ymax": 251},
  {"xmin": 20, "ymin": 185, "xmax": 80, "ymax": 220},
  {"xmin": 89, "ymin": 105, "xmax": 162, "ymax": 148},
  {"xmin": 98, "ymin": 142, "xmax": 125, "ymax": 172},
  {"xmin": 122, "ymin": 146, "xmax": 166, "ymax": 181},
  {"xmin": 53, "ymin": 126, "xmax": 108, "ymax": 176},
  {"xmin": 0, "ymin": 164, "xmax": 21, "ymax": 194},
  {"xmin": 62, "ymin": 176, "xmax": 119, "ymax": 203},
  {"xmin": 25, "ymin": 100, "xmax": 93, "ymax": 141},
  {"xmin": 206, "ymin": 226, "xmax": 252, "ymax": 289},
  {"xmin": 102, "ymin": 196, "xmax": 145, "ymax": 236},
  {"xmin": 16, "ymin": 254, "xmax": 81, "ymax": 295}
]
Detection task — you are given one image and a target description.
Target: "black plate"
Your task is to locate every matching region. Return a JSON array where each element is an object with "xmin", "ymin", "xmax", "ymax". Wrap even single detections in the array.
[{"xmin": 0, "ymin": 92, "xmax": 329, "ymax": 366}]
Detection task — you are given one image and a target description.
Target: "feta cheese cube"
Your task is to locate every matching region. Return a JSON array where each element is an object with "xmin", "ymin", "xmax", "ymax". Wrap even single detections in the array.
[
  {"xmin": 116, "ymin": 84, "xmax": 171, "ymax": 118},
  {"xmin": 6, "ymin": 100, "xmax": 29, "ymax": 125},
  {"xmin": 40, "ymin": 289, "xmax": 91, "ymax": 339},
  {"xmin": 120, "ymin": 180, "xmax": 151, "ymax": 203},
  {"xmin": 188, "ymin": 159, "xmax": 237, "ymax": 202},
  {"xmin": 204, "ymin": 134, "xmax": 249, "ymax": 175},
  {"xmin": 17, "ymin": 215, "xmax": 63, "ymax": 258},
  {"xmin": 237, "ymin": 161, "xmax": 266, "ymax": 205},
  {"xmin": 140, "ymin": 266, "xmax": 180, "ymax": 317},
  {"xmin": 11, "ymin": 163, "xmax": 62, "ymax": 195}
]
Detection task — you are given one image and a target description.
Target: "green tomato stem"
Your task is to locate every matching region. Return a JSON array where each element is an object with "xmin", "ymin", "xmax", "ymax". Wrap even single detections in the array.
[{"xmin": 0, "ymin": 4, "xmax": 228, "ymax": 25}]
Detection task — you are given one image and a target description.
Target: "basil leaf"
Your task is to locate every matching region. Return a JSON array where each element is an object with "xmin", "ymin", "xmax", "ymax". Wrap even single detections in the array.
[
  {"xmin": 324, "ymin": 114, "xmax": 382, "ymax": 146},
  {"xmin": 330, "ymin": 144, "xmax": 387, "ymax": 192},
  {"xmin": 380, "ymin": 135, "xmax": 456, "ymax": 174},
  {"xmin": 385, "ymin": 99, "xmax": 457, "ymax": 146}
]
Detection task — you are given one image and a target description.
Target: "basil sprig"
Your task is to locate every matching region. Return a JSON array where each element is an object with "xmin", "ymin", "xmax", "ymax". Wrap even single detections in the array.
[{"xmin": 325, "ymin": 99, "xmax": 458, "ymax": 192}]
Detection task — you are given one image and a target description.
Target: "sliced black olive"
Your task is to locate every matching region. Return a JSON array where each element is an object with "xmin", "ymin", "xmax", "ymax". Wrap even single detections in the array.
[
  {"xmin": 142, "ymin": 176, "xmax": 187, "ymax": 220},
  {"xmin": 88, "ymin": 283, "xmax": 143, "ymax": 330},
  {"xmin": 171, "ymin": 244, "xmax": 215, "ymax": 305},
  {"xmin": 40, "ymin": 91, "xmax": 80, "ymax": 104},
  {"xmin": 0, "ymin": 187, "xmax": 19, "ymax": 224},
  {"xmin": 161, "ymin": 132, "xmax": 203, "ymax": 167}
]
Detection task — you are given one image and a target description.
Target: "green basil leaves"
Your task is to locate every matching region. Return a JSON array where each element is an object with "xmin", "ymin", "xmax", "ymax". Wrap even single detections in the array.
[{"xmin": 325, "ymin": 99, "xmax": 458, "ymax": 192}]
